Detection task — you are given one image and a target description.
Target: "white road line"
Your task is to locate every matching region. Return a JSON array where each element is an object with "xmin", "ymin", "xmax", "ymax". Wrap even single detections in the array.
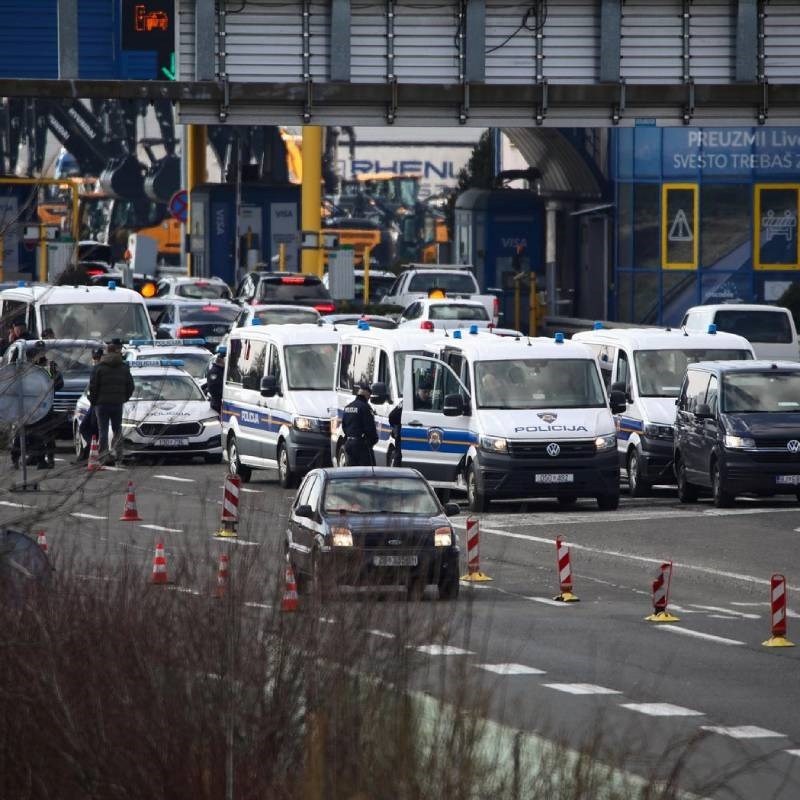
[
  {"xmin": 785, "ymin": 750, "xmax": 800, "ymax": 757},
  {"xmin": 319, "ymin": 617, "xmax": 336, "ymax": 624},
  {"xmin": 139, "ymin": 524, "xmax": 183, "ymax": 533},
  {"xmin": 701, "ymin": 725, "xmax": 786, "ymax": 740},
  {"xmin": 53, "ymin": 457, "xmax": 65, "ymax": 462},
  {"xmin": 244, "ymin": 601, "xmax": 272, "ymax": 610},
  {"xmin": 71, "ymin": 512, "xmax": 108, "ymax": 520},
  {"xmin": 0, "ymin": 500, "xmax": 32, "ymax": 508},
  {"xmin": 416, "ymin": 644, "xmax": 475, "ymax": 656},
  {"xmin": 102, "ymin": 465, "xmax": 126, "ymax": 472},
  {"xmin": 240, "ymin": 487, "xmax": 262, "ymax": 494},
  {"xmin": 527, "ymin": 596, "xmax": 578, "ymax": 607},
  {"xmin": 169, "ymin": 586, "xmax": 202, "ymax": 596},
  {"xmin": 367, "ymin": 629, "xmax": 396, "ymax": 639},
  {"xmin": 664, "ymin": 604, "xmax": 700, "ymax": 614},
  {"xmin": 543, "ymin": 683, "xmax": 621, "ymax": 696},
  {"xmin": 456, "ymin": 525, "xmax": 799, "ymax": 592},
  {"xmin": 212, "ymin": 537, "xmax": 259, "ymax": 546},
  {"xmin": 153, "ymin": 474, "xmax": 195, "ymax": 483},
  {"xmin": 621, "ymin": 703, "xmax": 704, "ymax": 717},
  {"xmin": 476, "ymin": 663, "xmax": 546, "ymax": 676},
  {"xmin": 688, "ymin": 604, "xmax": 760, "ymax": 619},
  {"xmin": 657, "ymin": 626, "xmax": 745, "ymax": 646}
]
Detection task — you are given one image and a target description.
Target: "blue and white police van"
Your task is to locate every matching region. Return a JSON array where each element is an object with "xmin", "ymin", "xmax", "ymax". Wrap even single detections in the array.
[
  {"xmin": 398, "ymin": 328, "xmax": 626, "ymax": 512},
  {"xmin": 573, "ymin": 325, "xmax": 754, "ymax": 495},
  {"xmin": 221, "ymin": 324, "xmax": 339, "ymax": 486}
]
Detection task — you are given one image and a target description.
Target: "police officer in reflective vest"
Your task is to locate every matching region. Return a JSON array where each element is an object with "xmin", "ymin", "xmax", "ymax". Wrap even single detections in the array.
[{"xmin": 342, "ymin": 380, "xmax": 378, "ymax": 466}]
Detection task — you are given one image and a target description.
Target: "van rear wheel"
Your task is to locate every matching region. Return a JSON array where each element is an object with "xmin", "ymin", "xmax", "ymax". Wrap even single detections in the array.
[{"xmin": 711, "ymin": 462, "xmax": 734, "ymax": 508}]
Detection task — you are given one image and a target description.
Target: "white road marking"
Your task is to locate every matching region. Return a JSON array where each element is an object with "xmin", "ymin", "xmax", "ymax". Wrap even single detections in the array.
[
  {"xmin": 456, "ymin": 525, "xmax": 799, "ymax": 592},
  {"xmin": 657, "ymin": 626, "xmax": 745, "ymax": 646},
  {"xmin": 785, "ymin": 750, "xmax": 800, "ymax": 757},
  {"xmin": 527, "ymin": 596, "xmax": 578, "ymax": 607},
  {"xmin": 664, "ymin": 604, "xmax": 700, "ymax": 614},
  {"xmin": 544, "ymin": 683, "xmax": 621, "ymax": 696},
  {"xmin": 139, "ymin": 524, "xmax": 183, "ymax": 533},
  {"xmin": 621, "ymin": 703, "xmax": 704, "ymax": 717},
  {"xmin": 240, "ymin": 487, "xmax": 261, "ymax": 494},
  {"xmin": 169, "ymin": 586, "xmax": 202, "ymax": 596},
  {"xmin": 709, "ymin": 614, "xmax": 738, "ymax": 620},
  {"xmin": 53, "ymin": 457, "xmax": 65, "ymax": 462},
  {"xmin": 701, "ymin": 725, "xmax": 786, "ymax": 740},
  {"xmin": 367, "ymin": 629, "xmax": 396, "ymax": 639},
  {"xmin": 71, "ymin": 512, "xmax": 108, "ymax": 520},
  {"xmin": 212, "ymin": 537, "xmax": 259, "ymax": 546},
  {"xmin": 730, "ymin": 602, "xmax": 764, "ymax": 607},
  {"xmin": 0, "ymin": 500, "xmax": 32, "ymax": 508},
  {"xmin": 416, "ymin": 644, "xmax": 475, "ymax": 656},
  {"xmin": 102, "ymin": 465, "xmax": 126, "ymax": 472},
  {"xmin": 153, "ymin": 474, "xmax": 195, "ymax": 483},
  {"xmin": 459, "ymin": 580, "xmax": 492, "ymax": 588},
  {"xmin": 476, "ymin": 663, "xmax": 546, "ymax": 676},
  {"xmin": 244, "ymin": 602, "xmax": 272, "ymax": 610},
  {"xmin": 688, "ymin": 604, "xmax": 760, "ymax": 619}
]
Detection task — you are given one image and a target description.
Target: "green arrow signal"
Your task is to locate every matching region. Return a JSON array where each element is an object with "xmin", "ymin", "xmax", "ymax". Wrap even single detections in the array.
[{"xmin": 161, "ymin": 52, "xmax": 176, "ymax": 80}]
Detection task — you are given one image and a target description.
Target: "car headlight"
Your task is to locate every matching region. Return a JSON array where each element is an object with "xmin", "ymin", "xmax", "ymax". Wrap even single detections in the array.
[
  {"xmin": 121, "ymin": 418, "xmax": 138, "ymax": 430},
  {"xmin": 434, "ymin": 526, "xmax": 453, "ymax": 547},
  {"xmin": 594, "ymin": 433, "xmax": 616, "ymax": 451},
  {"xmin": 724, "ymin": 434, "xmax": 755, "ymax": 449},
  {"xmin": 644, "ymin": 423, "xmax": 674, "ymax": 439},
  {"xmin": 201, "ymin": 416, "xmax": 220, "ymax": 426},
  {"xmin": 480, "ymin": 435, "xmax": 508, "ymax": 453},
  {"xmin": 331, "ymin": 527, "xmax": 353, "ymax": 547},
  {"xmin": 293, "ymin": 416, "xmax": 316, "ymax": 432}
]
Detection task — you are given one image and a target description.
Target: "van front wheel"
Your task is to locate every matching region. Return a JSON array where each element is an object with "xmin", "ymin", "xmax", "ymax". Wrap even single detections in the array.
[
  {"xmin": 466, "ymin": 463, "xmax": 488, "ymax": 513},
  {"xmin": 227, "ymin": 435, "xmax": 252, "ymax": 483},
  {"xmin": 278, "ymin": 443, "xmax": 296, "ymax": 489},
  {"xmin": 627, "ymin": 450, "xmax": 651, "ymax": 497}
]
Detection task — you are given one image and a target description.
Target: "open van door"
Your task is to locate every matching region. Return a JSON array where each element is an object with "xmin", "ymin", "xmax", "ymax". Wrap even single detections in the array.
[{"xmin": 401, "ymin": 355, "xmax": 472, "ymax": 484}]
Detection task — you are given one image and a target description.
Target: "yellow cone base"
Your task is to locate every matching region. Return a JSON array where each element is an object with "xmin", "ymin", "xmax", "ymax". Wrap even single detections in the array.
[
  {"xmin": 762, "ymin": 636, "xmax": 795, "ymax": 647},
  {"xmin": 214, "ymin": 523, "xmax": 239, "ymax": 539},
  {"xmin": 461, "ymin": 571, "xmax": 493, "ymax": 582},
  {"xmin": 645, "ymin": 611, "xmax": 680, "ymax": 622},
  {"xmin": 553, "ymin": 591, "xmax": 580, "ymax": 602}
]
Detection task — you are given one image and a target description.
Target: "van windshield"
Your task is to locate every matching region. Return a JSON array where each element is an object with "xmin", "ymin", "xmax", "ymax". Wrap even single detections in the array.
[
  {"xmin": 285, "ymin": 343, "xmax": 337, "ymax": 390},
  {"xmin": 475, "ymin": 358, "xmax": 606, "ymax": 409},
  {"xmin": 635, "ymin": 349, "xmax": 752, "ymax": 397},
  {"xmin": 723, "ymin": 372, "xmax": 800, "ymax": 412},
  {"xmin": 41, "ymin": 303, "xmax": 152, "ymax": 342},
  {"xmin": 713, "ymin": 309, "xmax": 793, "ymax": 344}
]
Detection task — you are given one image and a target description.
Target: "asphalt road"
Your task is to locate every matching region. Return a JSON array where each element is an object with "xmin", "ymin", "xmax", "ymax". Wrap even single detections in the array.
[{"xmin": 2, "ymin": 451, "xmax": 799, "ymax": 799}]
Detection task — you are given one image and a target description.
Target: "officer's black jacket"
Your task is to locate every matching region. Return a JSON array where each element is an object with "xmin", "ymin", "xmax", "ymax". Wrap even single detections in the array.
[{"xmin": 342, "ymin": 395, "xmax": 378, "ymax": 445}]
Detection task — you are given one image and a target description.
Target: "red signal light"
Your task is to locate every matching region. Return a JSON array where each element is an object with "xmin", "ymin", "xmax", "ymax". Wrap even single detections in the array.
[{"xmin": 420, "ymin": 321, "xmax": 434, "ymax": 331}]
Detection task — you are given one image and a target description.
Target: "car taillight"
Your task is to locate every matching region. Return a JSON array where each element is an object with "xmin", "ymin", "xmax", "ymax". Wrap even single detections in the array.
[
  {"xmin": 314, "ymin": 303, "xmax": 336, "ymax": 313},
  {"xmin": 86, "ymin": 269, "xmax": 105, "ymax": 277},
  {"xmin": 493, "ymin": 296, "xmax": 499, "ymax": 318},
  {"xmin": 201, "ymin": 305, "xmax": 220, "ymax": 311},
  {"xmin": 281, "ymin": 276, "xmax": 306, "ymax": 284},
  {"xmin": 421, "ymin": 320, "xmax": 434, "ymax": 331},
  {"xmin": 178, "ymin": 327, "xmax": 200, "ymax": 336}
]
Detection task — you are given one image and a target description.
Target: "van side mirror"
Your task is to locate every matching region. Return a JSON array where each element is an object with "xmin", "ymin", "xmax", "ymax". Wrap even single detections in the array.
[
  {"xmin": 609, "ymin": 389, "xmax": 627, "ymax": 415},
  {"xmin": 695, "ymin": 402, "xmax": 712, "ymax": 419},
  {"xmin": 369, "ymin": 381, "xmax": 387, "ymax": 405},
  {"xmin": 294, "ymin": 504, "xmax": 314, "ymax": 519},
  {"xmin": 611, "ymin": 380, "xmax": 632, "ymax": 403},
  {"xmin": 241, "ymin": 374, "xmax": 259, "ymax": 391},
  {"xmin": 443, "ymin": 394, "xmax": 464, "ymax": 416},
  {"xmin": 260, "ymin": 375, "xmax": 279, "ymax": 397},
  {"xmin": 444, "ymin": 502, "xmax": 460, "ymax": 516}
]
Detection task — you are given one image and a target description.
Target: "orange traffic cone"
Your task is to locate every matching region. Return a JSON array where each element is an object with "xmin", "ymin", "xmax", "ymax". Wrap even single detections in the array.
[
  {"xmin": 87, "ymin": 436, "xmax": 103, "ymax": 471},
  {"xmin": 215, "ymin": 552, "xmax": 230, "ymax": 599},
  {"xmin": 119, "ymin": 480, "xmax": 142, "ymax": 521},
  {"xmin": 150, "ymin": 542, "xmax": 170, "ymax": 585},
  {"xmin": 281, "ymin": 563, "xmax": 299, "ymax": 612},
  {"xmin": 36, "ymin": 530, "xmax": 48, "ymax": 554}
]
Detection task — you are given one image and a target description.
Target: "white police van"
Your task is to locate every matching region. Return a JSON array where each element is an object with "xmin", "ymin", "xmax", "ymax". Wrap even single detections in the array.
[
  {"xmin": 399, "ymin": 328, "xmax": 626, "ymax": 511},
  {"xmin": 222, "ymin": 324, "xmax": 339, "ymax": 485},
  {"xmin": 0, "ymin": 283, "xmax": 153, "ymax": 342},
  {"xmin": 573, "ymin": 325, "xmax": 754, "ymax": 495},
  {"xmin": 331, "ymin": 323, "xmax": 440, "ymax": 467}
]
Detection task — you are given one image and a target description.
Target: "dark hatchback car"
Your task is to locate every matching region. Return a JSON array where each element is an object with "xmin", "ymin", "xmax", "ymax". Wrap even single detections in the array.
[
  {"xmin": 674, "ymin": 360, "xmax": 800, "ymax": 507},
  {"xmin": 235, "ymin": 270, "xmax": 336, "ymax": 314},
  {"xmin": 155, "ymin": 301, "xmax": 240, "ymax": 350},
  {"xmin": 286, "ymin": 467, "xmax": 461, "ymax": 600}
]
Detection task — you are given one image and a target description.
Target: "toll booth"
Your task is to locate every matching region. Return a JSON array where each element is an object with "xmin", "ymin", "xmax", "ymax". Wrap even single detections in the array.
[{"xmin": 188, "ymin": 183, "xmax": 301, "ymax": 286}]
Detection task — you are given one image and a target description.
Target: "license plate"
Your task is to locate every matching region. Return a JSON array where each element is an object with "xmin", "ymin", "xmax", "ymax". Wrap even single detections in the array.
[
  {"xmin": 373, "ymin": 554, "xmax": 418, "ymax": 567},
  {"xmin": 206, "ymin": 336, "xmax": 221, "ymax": 343},
  {"xmin": 776, "ymin": 474, "xmax": 800, "ymax": 485},
  {"xmin": 535, "ymin": 473, "xmax": 574, "ymax": 484},
  {"xmin": 155, "ymin": 438, "xmax": 189, "ymax": 447}
]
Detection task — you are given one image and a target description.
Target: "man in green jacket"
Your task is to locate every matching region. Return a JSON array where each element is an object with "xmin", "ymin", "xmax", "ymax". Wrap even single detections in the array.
[{"xmin": 88, "ymin": 339, "xmax": 134, "ymax": 464}]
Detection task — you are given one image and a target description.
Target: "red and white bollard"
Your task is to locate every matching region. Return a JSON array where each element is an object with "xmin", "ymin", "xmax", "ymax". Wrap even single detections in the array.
[
  {"xmin": 553, "ymin": 535, "xmax": 579, "ymax": 602},
  {"xmin": 763, "ymin": 573, "xmax": 795, "ymax": 647},
  {"xmin": 216, "ymin": 474, "xmax": 241, "ymax": 538},
  {"xmin": 36, "ymin": 530, "xmax": 48, "ymax": 554},
  {"xmin": 646, "ymin": 560, "xmax": 679, "ymax": 622},
  {"xmin": 460, "ymin": 516, "xmax": 492, "ymax": 582}
]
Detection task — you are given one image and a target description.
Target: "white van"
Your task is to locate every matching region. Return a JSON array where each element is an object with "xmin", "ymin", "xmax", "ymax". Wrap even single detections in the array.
[
  {"xmin": 681, "ymin": 304, "xmax": 798, "ymax": 361},
  {"xmin": 331, "ymin": 324, "xmax": 439, "ymax": 466},
  {"xmin": 0, "ymin": 283, "xmax": 153, "ymax": 343},
  {"xmin": 222, "ymin": 324, "xmax": 340, "ymax": 486},
  {"xmin": 398, "ymin": 329, "xmax": 626, "ymax": 512},
  {"xmin": 573, "ymin": 326, "xmax": 754, "ymax": 496}
]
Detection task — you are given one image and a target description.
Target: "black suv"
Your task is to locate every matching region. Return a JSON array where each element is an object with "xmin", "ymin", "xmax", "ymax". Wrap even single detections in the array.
[
  {"xmin": 235, "ymin": 270, "xmax": 335, "ymax": 313},
  {"xmin": 674, "ymin": 360, "xmax": 800, "ymax": 506}
]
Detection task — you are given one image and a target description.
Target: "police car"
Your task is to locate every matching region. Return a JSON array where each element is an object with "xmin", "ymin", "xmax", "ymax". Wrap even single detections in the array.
[
  {"xmin": 73, "ymin": 360, "xmax": 223, "ymax": 462},
  {"xmin": 124, "ymin": 339, "xmax": 212, "ymax": 392}
]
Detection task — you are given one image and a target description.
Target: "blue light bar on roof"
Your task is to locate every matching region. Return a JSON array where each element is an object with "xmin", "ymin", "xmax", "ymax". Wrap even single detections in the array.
[
  {"xmin": 554, "ymin": 332, "xmax": 565, "ymax": 344},
  {"xmin": 469, "ymin": 324, "xmax": 479, "ymax": 335},
  {"xmin": 130, "ymin": 359, "xmax": 185, "ymax": 368},
  {"xmin": 128, "ymin": 338, "xmax": 207, "ymax": 347},
  {"xmin": 453, "ymin": 330, "xmax": 462, "ymax": 339},
  {"xmin": 708, "ymin": 324, "xmax": 717, "ymax": 334}
]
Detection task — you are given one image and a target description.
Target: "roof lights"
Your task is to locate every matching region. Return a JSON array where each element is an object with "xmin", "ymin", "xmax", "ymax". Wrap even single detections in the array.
[
  {"xmin": 554, "ymin": 332, "xmax": 565, "ymax": 344},
  {"xmin": 453, "ymin": 330, "xmax": 462, "ymax": 339},
  {"xmin": 108, "ymin": 281, "xmax": 116, "ymax": 290},
  {"xmin": 708, "ymin": 324, "xmax": 717, "ymax": 334},
  {"xmin": 357, "ymin": 320, "xmax": 370, "ymax": 330},
  {"xmin": 593, "ymin": 321, "xmax": 604, "ymax": 330}
]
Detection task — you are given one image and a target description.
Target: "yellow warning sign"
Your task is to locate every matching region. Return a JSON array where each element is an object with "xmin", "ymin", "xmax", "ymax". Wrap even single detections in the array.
[{"xmin": 662, "ymin": 183, "xmax": 698, "ymax": 270}]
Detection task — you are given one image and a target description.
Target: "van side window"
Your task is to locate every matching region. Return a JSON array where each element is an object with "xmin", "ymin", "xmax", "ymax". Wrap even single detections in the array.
[
  {"xmin": 267, "ymin": 344, "xmax": 282, "ymax": 389},
  {"xmin": 682, "ymin": 370, "xmax": 711, "ymax": 413},
  {"xmin": 443, "ymin": 351, "xmax": 470, "ymax": 391},
  {"xmin": 338, "ymin": 344, "xmax": 353, "ymax": 391},
  {"xmin": 344, "ymin": 344, "xmax": 376, "ymax": 390},
  {"xmin": 239, "ymin": 339, "xmax": 267, "ymax": 387},
  {"xmin": 226, "ymin": 338, "xmax": 243, "ymax": 384},
  {"xmin": 584, "ymin": 343, "xmax": 614, "ymax": 388},
  {"xmin": 706, "ymin": 375, "xmax": 719, "ymax": 414},
  {"xmin": 377, "ymin": 349, "xmax": 393, "ymax": 400},
  {"xmin": 616, "ymin": 350, "xmax": 630, "ymax": 391}
]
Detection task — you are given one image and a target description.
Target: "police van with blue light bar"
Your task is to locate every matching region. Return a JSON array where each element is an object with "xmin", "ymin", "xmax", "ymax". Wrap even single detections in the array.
[
  {"xmin": 73, "ymin": 359, "xmax": 223, "ymax": 461},
  {"xmin": 398, "ymin": 327, "xmax": 627, "ymax": 511},
  {"xmin": 573, "ymin": 323, "xmax": 754, "ymax": 496}
]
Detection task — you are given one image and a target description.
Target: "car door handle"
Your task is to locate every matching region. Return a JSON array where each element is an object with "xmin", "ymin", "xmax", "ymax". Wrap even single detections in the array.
[{"xmin": 408, "ymin": 420, "xmax": 424, "ymax": 427}]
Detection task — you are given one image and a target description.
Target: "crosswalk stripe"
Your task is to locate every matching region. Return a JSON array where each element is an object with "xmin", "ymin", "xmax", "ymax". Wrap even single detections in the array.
[
  {"xmin": 153, "ymin": 474, "xmax": 195, "ymax": 483},
  {"xmin": 543, "ymin": 683, "xmax": 620, "ymax": 695},
  {"xmin": 416, "ymin": 644, "xmax": 475, "ymax": 656},
  {"xmin": 657, "ymin": 626, "xmax": 745, "ymax": 646},
  {"xmin": 621, "ymin": 703, "xmax": 704, "ymax": 717},
  {"xmin": 476, "ymin": 663, "xmax": 546, "ymax": 676}
]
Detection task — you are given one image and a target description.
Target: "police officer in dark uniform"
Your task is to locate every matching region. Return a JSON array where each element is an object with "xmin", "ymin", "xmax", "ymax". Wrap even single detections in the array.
[
  {"xmin": 342, "ymin": 380, "xmax": 378, "ymax": 466},
  {"xmin": 206, "ymin": 345, "xmax": 226, "ymax": 414}
]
